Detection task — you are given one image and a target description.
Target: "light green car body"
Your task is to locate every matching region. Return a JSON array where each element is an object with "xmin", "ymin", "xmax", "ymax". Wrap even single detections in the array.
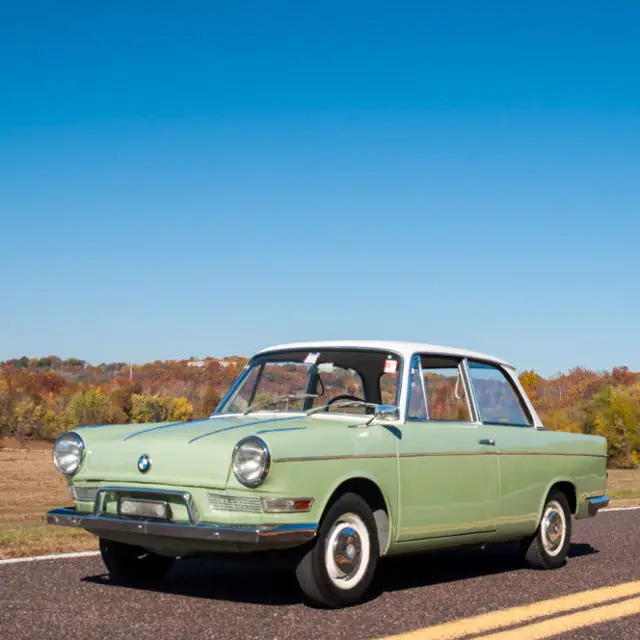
[{"xmin": 47, "ymin": 341, "xmax": 609, "ymax": 560}]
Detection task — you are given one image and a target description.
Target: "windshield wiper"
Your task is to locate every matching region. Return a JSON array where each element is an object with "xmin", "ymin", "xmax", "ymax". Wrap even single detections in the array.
[
  {"xmin": 243, "ymin": 393, "xmax": 318, "ymax": 415},
  {"xmin": 306, "ymin": 399, "xmax": 379, "ymax": 416}
]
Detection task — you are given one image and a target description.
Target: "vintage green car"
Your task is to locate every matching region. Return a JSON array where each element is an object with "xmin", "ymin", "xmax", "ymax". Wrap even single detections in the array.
[{"xmin": 47, "ymin": 340, "xmax": 609, "ymax": 607}]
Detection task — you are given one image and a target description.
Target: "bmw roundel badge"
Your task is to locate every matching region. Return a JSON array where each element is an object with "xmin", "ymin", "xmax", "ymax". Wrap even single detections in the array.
[{"xmin": 137, "ymin": 454, "xmax": 151, "ymax": 473}]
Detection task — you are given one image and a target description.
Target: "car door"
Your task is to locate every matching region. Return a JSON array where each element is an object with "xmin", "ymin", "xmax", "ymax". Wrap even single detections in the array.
[
  {"xmin": 465, "ymin": 360, "xmax": 549, "ymax": 536},
  {"xmin": 396, "ymin": 354, "xmax": 499, "ymax": 542}
]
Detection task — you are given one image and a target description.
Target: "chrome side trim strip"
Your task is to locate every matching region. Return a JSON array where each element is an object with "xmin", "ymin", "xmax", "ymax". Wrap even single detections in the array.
[
  {"xmin": 275, "ymin": 453, "xmax": 397, "ymax": 463},
  {"xmin": 587, "ymin": 495, "xmax": 610, "ymax": 516},
  {"xmin": 400, "ymin": 451, "xmax": 497, "ymax": 458},
  {"xmin": 274, "ymin": 451, "xmax": 607, "ymax": 463},
  {"xmin": 46, "ymin": 508, "xmax": 318, "ymax": 545},
  {"xmin": 499, "ymin": 452, "xmax": 608, "ymax": 458},
  {"xmin": 274, "ymin": 452, "xmax": 493, "ymax": 462}
]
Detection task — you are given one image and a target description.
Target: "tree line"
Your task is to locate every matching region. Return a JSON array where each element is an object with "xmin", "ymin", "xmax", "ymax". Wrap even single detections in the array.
[
  {"xmin": 519, "ymin": 366, "xmax": 639, "ymax": 468},
  {"xmin": 0, "ymin": 356, "xmax": 246, "ymax": 441},
  {"xmin": 0, "ymin": 357, "xmax": 638, "ymax": 468}
]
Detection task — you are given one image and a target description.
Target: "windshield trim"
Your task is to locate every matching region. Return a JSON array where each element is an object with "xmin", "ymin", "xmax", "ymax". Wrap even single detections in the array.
[{"xmin": 212, "ymin": 346, "xmax": 404, "ymax": 417}]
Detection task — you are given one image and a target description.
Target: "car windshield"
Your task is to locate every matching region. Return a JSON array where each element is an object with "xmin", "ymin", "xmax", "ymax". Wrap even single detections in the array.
[{"xmin": 216, "ymin": 348, "xmax": 401, "ymax": 415}]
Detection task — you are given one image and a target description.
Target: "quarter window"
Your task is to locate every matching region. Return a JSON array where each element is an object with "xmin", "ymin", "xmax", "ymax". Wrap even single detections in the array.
[
  {"xmin": 467, "ymin": 362, "xmax": 530, "ymax": 427},
  {"xmin": 408, "ymin": 358, "xmax": 428, "ymax": 419},
  {"xmin": 408, "ymin": 356, "xmax": 471, "ymax": 422}
]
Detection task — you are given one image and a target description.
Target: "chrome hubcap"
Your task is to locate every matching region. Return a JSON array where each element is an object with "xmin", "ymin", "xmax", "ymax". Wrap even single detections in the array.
[
  {"xmin": 332, "ymin": 526, "xmax": 362, "ymax": 577},
  {"xmin": 541, "ymin": 500, "xmax": 566, "ymax": 556},
  {"xmin": 544, "ymin": 511, "xmax": 562, "ymax": 550},
  {"xmin": 324, "ymin": 512, "xmax": 371, "ymax": 590}
]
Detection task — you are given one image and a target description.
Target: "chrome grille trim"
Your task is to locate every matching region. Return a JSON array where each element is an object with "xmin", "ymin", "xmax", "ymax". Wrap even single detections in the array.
[
  {"xmin": 207, "ymin": 493, "xmax": 263, "ymax": 513},
  {"xmin": 73, "ymin": 485, "xmax": 98, "ymax": 503}
]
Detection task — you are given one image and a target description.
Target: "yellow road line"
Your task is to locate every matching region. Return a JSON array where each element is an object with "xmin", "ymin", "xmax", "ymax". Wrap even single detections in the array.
[
  {"xmin": 380, "ymin": 580, "xmax": 640, "ymax": 640},
  {"xmin": 481, "ymin": 596, "xmax": 640, "ymax": 639}
]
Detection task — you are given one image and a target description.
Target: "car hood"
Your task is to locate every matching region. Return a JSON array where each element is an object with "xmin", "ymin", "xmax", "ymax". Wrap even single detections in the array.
[{"xmin": 71, "ymin": 413, "xmax": 314, "ymax": 489}]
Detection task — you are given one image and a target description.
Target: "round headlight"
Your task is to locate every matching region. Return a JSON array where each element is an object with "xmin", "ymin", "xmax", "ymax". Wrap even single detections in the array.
[
  {"xmin": 53, "ymin": 432, "xmax": 85, "ymax": 475},
  {"xmin": 232, "ymin": 436, "xmax": 270, "ymax": 487}
]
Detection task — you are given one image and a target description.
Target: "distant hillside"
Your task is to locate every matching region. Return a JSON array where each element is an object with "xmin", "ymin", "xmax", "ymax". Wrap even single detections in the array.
[
  {"xmin": 0, "ymin": 355, "xmax": 247, "ymax": 440},
  {"xmin": 0, "ymin": 356, "xmax": 638, "ymax": 468}
]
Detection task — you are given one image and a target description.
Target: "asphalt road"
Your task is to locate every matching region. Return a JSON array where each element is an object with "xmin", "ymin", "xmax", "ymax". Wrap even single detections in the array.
[{"xmin": 1, "ymin": 510, "xmax": 638, "ymax": 640}]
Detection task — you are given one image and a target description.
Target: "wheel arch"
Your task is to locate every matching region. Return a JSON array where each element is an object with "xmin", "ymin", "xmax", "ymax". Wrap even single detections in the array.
[
  {"xmin": 318, "ymin": 473, "xmax": 394, "ymax": 556},
  {"xmin": 539, "ymin": 478, "xmax": 578, "ymax": 519}
]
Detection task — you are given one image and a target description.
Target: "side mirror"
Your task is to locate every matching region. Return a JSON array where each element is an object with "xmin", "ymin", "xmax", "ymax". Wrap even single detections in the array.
[
  {"xmin": 372, "ymin": 404, "xmax": 400, "ymax": 422},
  {"xmin": 349, "ymin": 404, "xmax": 400, "ymax": 428}
]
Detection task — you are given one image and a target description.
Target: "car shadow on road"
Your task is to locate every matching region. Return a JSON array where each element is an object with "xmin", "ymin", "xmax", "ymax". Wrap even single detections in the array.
[
  {"xmin": 81, "ymin": 541, "xmax": 599, "ymax": 607},
  {"xmin": 370, "ymin": 541, "xmax": 599, "ymax": 596},
  {"xmin": 83, "ymin": 559, "xmax": 303, "ymax": 605}
]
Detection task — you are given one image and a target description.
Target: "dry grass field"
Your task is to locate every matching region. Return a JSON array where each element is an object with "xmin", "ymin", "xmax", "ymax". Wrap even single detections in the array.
[
  {"xmin": 1, "ymin": 439, "xmax": 638, "ymax": 559},
  {"xmin": 606, "ymin": 468, "xmax": 640, "ymax": 503},
  {"xmin": 0, "ymin": 440, "xmax": 96, "ymax": 559}
]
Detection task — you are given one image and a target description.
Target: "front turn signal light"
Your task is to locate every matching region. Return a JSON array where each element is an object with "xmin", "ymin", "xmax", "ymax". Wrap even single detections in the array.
[{"xmin": 262, "ymin": 497, "xmax": 314, "ymax": 513}]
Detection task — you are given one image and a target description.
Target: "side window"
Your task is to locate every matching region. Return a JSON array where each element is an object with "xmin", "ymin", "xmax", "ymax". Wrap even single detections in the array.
[
  {"xmin": 423, "ymin": 362, "xmax": 470, "ymax": 421},
  {"xmin": 408, "ymin": 356, "xmax": 471, "ymax": 422},
  {"xmin": 467, "ymin": 362, "xmax": 531, "ymax": 427}
]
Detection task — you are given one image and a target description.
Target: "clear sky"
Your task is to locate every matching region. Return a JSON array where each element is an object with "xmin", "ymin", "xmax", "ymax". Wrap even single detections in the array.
[{"xmin": 1, "ymin": 1, "xmax": 639, "ymax": 377}]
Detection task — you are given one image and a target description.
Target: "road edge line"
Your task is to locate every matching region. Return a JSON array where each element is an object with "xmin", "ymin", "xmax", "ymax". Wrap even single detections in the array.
[{"xmin": 0, "ymin": 550, "xmax": 100, "ymax": 565}]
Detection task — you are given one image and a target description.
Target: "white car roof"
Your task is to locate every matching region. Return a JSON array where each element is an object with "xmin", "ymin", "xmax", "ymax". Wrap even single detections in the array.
[{"xmin": 257, "ymin": 340, "xmax": 513, "ymax": 369}]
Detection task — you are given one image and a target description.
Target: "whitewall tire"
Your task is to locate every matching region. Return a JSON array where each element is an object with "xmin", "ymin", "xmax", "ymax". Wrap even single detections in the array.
[
  {"xmin": 521, "ymin": 490, "xmax": 572, "ymax": 570},
  {"xmin": 295, "ymin": 492, "xmax": 379, "ymax": 607}
]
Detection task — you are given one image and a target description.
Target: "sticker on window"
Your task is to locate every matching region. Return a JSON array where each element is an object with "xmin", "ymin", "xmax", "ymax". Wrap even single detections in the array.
[
  {"xmin": 304, "ymin": 352, "xmax": 320, "ymax": 364},
  {"xmin": 384, "ymin": 359, "xmax": 398, "ymax": 374}
]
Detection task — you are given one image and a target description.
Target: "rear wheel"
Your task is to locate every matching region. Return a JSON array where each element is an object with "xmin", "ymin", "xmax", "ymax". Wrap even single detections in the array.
[
  {"xmin": 99, "ymin": 538, "xmax": 175, "ymax": 587},
  {"xmin": 295, "ymin": 492, "xmax": 379, "ymax": 608},
  {"xmin": 521, "ymin": 490, "xmax": 572, "ymax": 570}
]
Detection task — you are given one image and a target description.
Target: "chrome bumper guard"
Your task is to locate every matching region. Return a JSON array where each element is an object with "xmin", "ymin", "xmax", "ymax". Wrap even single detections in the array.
[
  {"xmin": 46, "ymin": 486, "xmax": 318, "ymax": 546},
  {"xmin": 587, "ymin": 495, "xmax": 609, "ymax": 516}
]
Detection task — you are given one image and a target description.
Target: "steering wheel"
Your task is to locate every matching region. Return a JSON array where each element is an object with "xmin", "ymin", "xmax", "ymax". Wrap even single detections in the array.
[{"xmin": 324, "ymin": 394, "xmax": 365, "ymax": 411}]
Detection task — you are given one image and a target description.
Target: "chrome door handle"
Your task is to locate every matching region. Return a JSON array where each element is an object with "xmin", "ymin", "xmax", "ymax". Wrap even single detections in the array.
[{"xmin": 479, "ymin": 438, "xmax": 496, "ymax": 446}]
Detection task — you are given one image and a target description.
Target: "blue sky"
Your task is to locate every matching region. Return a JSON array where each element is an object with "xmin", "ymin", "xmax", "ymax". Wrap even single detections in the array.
[{"xmin": 1, "ymin": 1, "xmax": 639, "ymax": 377}]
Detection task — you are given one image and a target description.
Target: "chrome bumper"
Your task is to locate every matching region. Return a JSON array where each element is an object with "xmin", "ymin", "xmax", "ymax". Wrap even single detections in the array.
[
  {"xmin": 587, "ymin": 495, "xmax": 610, "ymax": 516},
  {"xmin": 47, "ymin": 485, "xmax": 318, "ymax": 547},
  {"xmin": 46, "ymin": 507, "xmax": 318, "ymax": 545}
]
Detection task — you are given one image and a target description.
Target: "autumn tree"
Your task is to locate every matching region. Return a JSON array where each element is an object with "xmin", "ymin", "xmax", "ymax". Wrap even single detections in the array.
[
  {"xmin": 67, "ymin": 388, "xmax": 115, "ymax": 427},
  {"xmin": 587, "ymin": 387, "xmax": 640, "ymax": 468}
]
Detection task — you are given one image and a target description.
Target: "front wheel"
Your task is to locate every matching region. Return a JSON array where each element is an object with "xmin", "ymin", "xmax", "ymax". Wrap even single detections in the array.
[
  {"xmin": 521, "ymin": 490, "xmax": 572, "ymax": 570},
  {"xmin": 295, "ymin": 492, "xmax": 379, "ymax": 608},
  {"xmin": 99, "ymin": 538, "xmax": 175, "ymax": 587}
]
